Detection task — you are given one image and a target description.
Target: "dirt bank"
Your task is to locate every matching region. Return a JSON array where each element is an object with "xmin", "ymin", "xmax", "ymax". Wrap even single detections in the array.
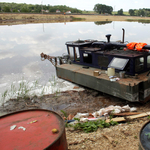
[{"xmin": 1, "ymin": 88, "xmax": 150, "ymax": 149}]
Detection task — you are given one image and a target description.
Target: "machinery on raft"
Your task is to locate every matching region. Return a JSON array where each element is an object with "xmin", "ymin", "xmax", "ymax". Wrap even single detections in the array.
[{"xmin": 41, "ymin": 29, "xmax": 150, "ymax": 102}]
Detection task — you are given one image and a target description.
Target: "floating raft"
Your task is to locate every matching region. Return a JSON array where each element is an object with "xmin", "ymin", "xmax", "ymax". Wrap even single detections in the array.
[{"xmin": 56, "ymin": 64, "xmax": 150, "ymax": 102}]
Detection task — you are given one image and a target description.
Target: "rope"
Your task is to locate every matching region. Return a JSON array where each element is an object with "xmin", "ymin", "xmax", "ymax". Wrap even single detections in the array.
[{"xmin": 40, "ymin": 52, "xmax": 58, "ymax": 67}]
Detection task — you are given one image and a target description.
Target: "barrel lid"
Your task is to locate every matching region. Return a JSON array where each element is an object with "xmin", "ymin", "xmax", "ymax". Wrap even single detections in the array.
[{"xmin": 0, "ymin": 109, "xmax": 65, "ymax": 150}]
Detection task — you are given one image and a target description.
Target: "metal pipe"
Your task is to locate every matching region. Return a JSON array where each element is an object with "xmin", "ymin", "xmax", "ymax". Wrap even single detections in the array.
[{"xmin": 122, "ymin": 28, "xmax": 125, "ymax": 43}]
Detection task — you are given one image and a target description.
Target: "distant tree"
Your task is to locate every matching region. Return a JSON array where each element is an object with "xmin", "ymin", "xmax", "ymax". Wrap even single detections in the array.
[
  {"xmin": 139, "ymin": 9, "xmax": 145, "ymax": 16},
  {"xmin": 93, "ymin": 4, "xmax": 113, "ymax": 14},
  {"xmin": 117, "ymin": 9, "xmax": 123, "ymax": 15},
  {"xmin": 0, "ymin": 2, "xmax": 82, "ymax": 14},
  {"xmin": 3, "ymin": 6, "xmax": 11, "ymax": 12},
  {"xmin": 49, "ymin": 7, "xmax": 56, "ymax": 13},
  {"xmin": 13, "ymin": 9, "xmax": 18, "ymax": 12},
  {"xmin": 20, "ymin": 7, "xmax": 29, "ymax": 13},
  {"xmin": 129, "ymin": 9, "xmax": 135, "ymax": 16}
]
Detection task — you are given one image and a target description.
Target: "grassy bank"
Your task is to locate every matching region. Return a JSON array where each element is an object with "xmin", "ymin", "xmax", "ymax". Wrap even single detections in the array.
[
  {"xmin": 71, "ymin": 15, "xmax": 150, "ymax": 22},
  {"xmin": 0, "ymin": 13, "xmax": 71, "ymax": 25},
  {"xmin": 0, "ymin": 13, "xmax": 150, "ymax": 25}
]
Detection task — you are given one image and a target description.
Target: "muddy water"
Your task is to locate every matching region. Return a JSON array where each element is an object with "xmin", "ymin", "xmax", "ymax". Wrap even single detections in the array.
[{"xmin": 0, "ymin": 21, "xmax": 150, "ymax": 105}]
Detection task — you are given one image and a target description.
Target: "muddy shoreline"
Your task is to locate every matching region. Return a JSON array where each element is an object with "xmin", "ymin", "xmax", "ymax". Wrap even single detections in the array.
[
  {"xmin": 0, "ymin": 88, "xmax": 148, "ymax": 117},
  {"xmin": 1, "ymin": 88, "xmax": 150, "ymax": 149},
  {"xmin": 1, "ymin": 14, "xmax": 150, "ymax": 25}
]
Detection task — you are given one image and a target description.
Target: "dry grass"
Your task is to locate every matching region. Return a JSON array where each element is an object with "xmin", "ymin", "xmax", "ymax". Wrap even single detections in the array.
[
  {"xmin": 0, "ymin": 13, "xmax": 70, "ymax": 20},
  {"xmin": 71, "ymin": 15, "xmax": 150, "ymax": 22}
]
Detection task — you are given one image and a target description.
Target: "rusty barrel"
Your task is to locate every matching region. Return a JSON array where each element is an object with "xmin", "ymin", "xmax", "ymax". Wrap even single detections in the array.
[
  {"xmin": 139, "ymin": 120, "xmax": 150, "ymax": 150},
  {"xmin": 0, "ymin": 109, "xmax": 68, "ymax": 150}
]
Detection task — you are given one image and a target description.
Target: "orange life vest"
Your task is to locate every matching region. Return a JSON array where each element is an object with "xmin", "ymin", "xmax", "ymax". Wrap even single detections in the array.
[
  {"xmin": 135, "ymin": 43, "xmax": 147, "ymax": 51},
  {"xmin": 126, "ymin": 42, "xmax": 137, "ymax": 50},
  {"xmin": 126, "ymin": 42, "xmax": 147, "ymax": 51}
]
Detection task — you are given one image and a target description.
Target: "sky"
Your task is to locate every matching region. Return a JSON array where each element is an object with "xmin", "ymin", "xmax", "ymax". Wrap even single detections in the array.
[{"xmin": 1, "ymin": 0, "xmax": 150, "ymax": 11}]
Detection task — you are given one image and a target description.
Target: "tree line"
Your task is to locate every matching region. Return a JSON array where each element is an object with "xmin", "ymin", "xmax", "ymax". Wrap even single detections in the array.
[
  {"xmin": 129, "ymin": 8, "xmax": 150, "ymax": 17},
  {"xmin": 0, "ymin": 2, "xmax": 82, "ymax": 13},
  {"xmin": 94, "ymin": 4, "xmax": 150, "ymax": 17},
  {"xmin": 0, "ymin": 2, "xmax": 150, "ymax": 17}
]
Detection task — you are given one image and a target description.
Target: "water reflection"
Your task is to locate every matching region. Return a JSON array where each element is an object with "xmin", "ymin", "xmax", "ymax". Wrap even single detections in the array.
[
  {"xmin": 0, "ymin": 21, "xmax": 150, "ymax": 104},
  {"xmin": 94, "ymin": 21, "xmax": 112, "ymax": 25}
]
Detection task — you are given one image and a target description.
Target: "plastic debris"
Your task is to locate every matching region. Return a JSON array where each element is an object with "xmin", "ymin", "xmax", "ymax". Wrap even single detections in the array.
[
  {"xmin": 116, "ymin": 78, "xmax": 120, "ymax": 81},
  {"xmin": 109, "ymin": 76, "xmax": 116, "ymax": 79},
  {"xmin": 28, "ymin": 120, "xmax": 38, "ymax": 124},
  {"xmin": 110, "ymin": 78, "xmax": 116, "ymax": 82},
  {"xmin": 67, "ymin": 105, "xmax": 137, "ymax": 124},
  {"xmin": 73, "ymin": 113, "xmax": 89, "ymax": 119},
  {"xmin": 18, "ymin": 126, "xmax": 26, "ymax": 131},
  {"xmin": 92, "ymin": 105, "xmax": 137, "ymax": 118},
  {"xmin": 10, "ymin": 125, "xmax": 17, "ymax": 130},
  {"xmin": 122, "ymin": 105, "xmax": 131, "ymax": 112},
  {"xmin": 80, "ymin": 118, "xmax": 88, "ymax": 122},
  {"xmin": 130, "ymin": 107, "xmax": 137, "ymax": 112}
]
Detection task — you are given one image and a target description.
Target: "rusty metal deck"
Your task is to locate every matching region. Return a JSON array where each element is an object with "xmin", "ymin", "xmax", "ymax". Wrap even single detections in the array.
[{"xmin": 56, "ymin": 64, "xmax": 150, "ymax": 102}]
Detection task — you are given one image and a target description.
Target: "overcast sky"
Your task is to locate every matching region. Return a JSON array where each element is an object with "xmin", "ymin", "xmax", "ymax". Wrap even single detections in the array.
[{"xmin": 2, "ymin": 0, "xmax": 150, "ymax": 11}]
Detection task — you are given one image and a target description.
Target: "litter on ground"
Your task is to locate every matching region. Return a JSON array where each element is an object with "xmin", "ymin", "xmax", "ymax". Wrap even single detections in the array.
[
  {"xmin": 10, "ymin": 125, "xmax": 17, "ymax": 130},
  {"xmin": 68, "ymin": 105, "xmax": 137, "ymax": 123}
]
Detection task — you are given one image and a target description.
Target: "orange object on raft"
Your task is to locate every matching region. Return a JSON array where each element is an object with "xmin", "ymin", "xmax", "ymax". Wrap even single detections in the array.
[{"xmin": 126, "ymin": 42, "xmax": 147, "ymax": 51}]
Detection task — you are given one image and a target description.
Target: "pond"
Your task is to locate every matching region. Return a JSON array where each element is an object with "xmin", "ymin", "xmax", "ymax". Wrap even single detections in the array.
[{"xmin": 0, "ymin": 21, "xmax": 150, "ymax": 104}]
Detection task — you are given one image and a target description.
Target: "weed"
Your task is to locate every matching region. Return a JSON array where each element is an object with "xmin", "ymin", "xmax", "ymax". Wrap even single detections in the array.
[
  {"xmin": 145, "ymin": 133, "xmax": 150, "ymax": 139},
  {"xmin": 49, "ymin": 75, "xmax": 57, "ymax": 87},
  {"xmin": 61, "ymin": 110, "xmax": 68, "ymax": 118},
  {"xmin": 69, "ymin": 119, "xmax": 118, "ymax": 133},
  {"xmin": 54, "ymin": 89, "xmax": 60, "ymax": 97},
  {"xmin": 148, "ymin": 116, "xmax": 150, "ymax": 119},
  {"xmin": 134, "ymin": 135, "xmax": 138, "ymax": 139},
  {"xmin": 41, "ymin": 86, "xmax": 46, "ymax": 95},
  {"xmin": 34, "ymin": 80, "xmax": 38, "ymax": 88},
  {"xmin": 0, "ymin": 75, "xmax": 60, "ymax": 105},
  {"xmin": 1, "ymin": 90, "xmax": 8, "ymax": 106},
  {"xmin": 109, "ymin": 110, "xmax": 115, "ymax": 120}
]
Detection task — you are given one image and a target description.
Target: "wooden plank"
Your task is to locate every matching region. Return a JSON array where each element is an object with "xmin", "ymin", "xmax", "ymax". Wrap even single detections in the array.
[
  {"xmin": 113, "ymin": 112, "xmax": 141, "ymax": 116},
  {"xmin": 106, "ymin": 111, "xmax": 150, "ymax": 123},
  {"xmin": 106, "ymin": 117, "xmax": 126, "ymax": 123},
  {"xmin": 127, "ymin": 112, "xmax": 150, "ymax": 119}
]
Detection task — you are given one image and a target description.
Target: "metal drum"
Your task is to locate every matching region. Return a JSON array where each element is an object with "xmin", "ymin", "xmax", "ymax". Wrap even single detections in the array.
[
  {"xmin": 139, "ymin": 120, "xmax": 150, "ymax": 150},
  {"xmin": 0, "ymin": 109, "xmax": 68, "ymax": 150}
]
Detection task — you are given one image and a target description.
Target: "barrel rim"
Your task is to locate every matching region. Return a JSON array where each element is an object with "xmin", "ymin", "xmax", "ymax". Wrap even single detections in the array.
[
  {"xmin": 0, "ymin": 109, "xmax": 66, "ymax": 150},
  {"xmin": 139, "ymin": 120, "xmax": 150, "ymax": 150}
]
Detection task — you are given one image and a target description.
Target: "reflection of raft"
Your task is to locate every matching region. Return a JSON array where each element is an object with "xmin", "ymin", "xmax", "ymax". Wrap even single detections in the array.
[{"xmin": 41, "ymin": 29, "xmax": 150, "ymax": 102}]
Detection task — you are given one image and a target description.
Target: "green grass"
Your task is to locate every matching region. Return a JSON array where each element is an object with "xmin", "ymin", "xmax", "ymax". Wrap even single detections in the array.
[
  {"xmin": 112, "ymin": 11, "xmax": 129, "ymax": 15},
  {"xmin": 82, "ymin": 11, "xmax": 97, "ymax": 14},
  {"xmin": 71, "ymin": 16, "xmax": 86, "ymax": 21},
  {"xmin": 126, "ymin": 19, "xmax": 150, "ymax": 23},
  {"xmin": 0, "ymin": 75, "xmax": 60, "ymax": 106}
]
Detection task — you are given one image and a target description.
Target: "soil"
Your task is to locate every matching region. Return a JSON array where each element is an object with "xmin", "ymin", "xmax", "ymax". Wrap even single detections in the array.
[{"xmin": 0, "ymin": 88, "xmax": 150, "ymax": 150}]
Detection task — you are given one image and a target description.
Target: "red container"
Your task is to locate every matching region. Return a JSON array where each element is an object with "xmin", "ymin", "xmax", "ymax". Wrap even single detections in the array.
[{"xmin": 0, "ymin": 109, "xmax": 68, "ymax": 150}]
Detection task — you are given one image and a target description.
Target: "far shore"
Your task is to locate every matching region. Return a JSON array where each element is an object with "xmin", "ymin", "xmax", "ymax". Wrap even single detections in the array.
[{"xmin": 0, "ymin": 13, "xmax": 150, "ymax": 25}]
